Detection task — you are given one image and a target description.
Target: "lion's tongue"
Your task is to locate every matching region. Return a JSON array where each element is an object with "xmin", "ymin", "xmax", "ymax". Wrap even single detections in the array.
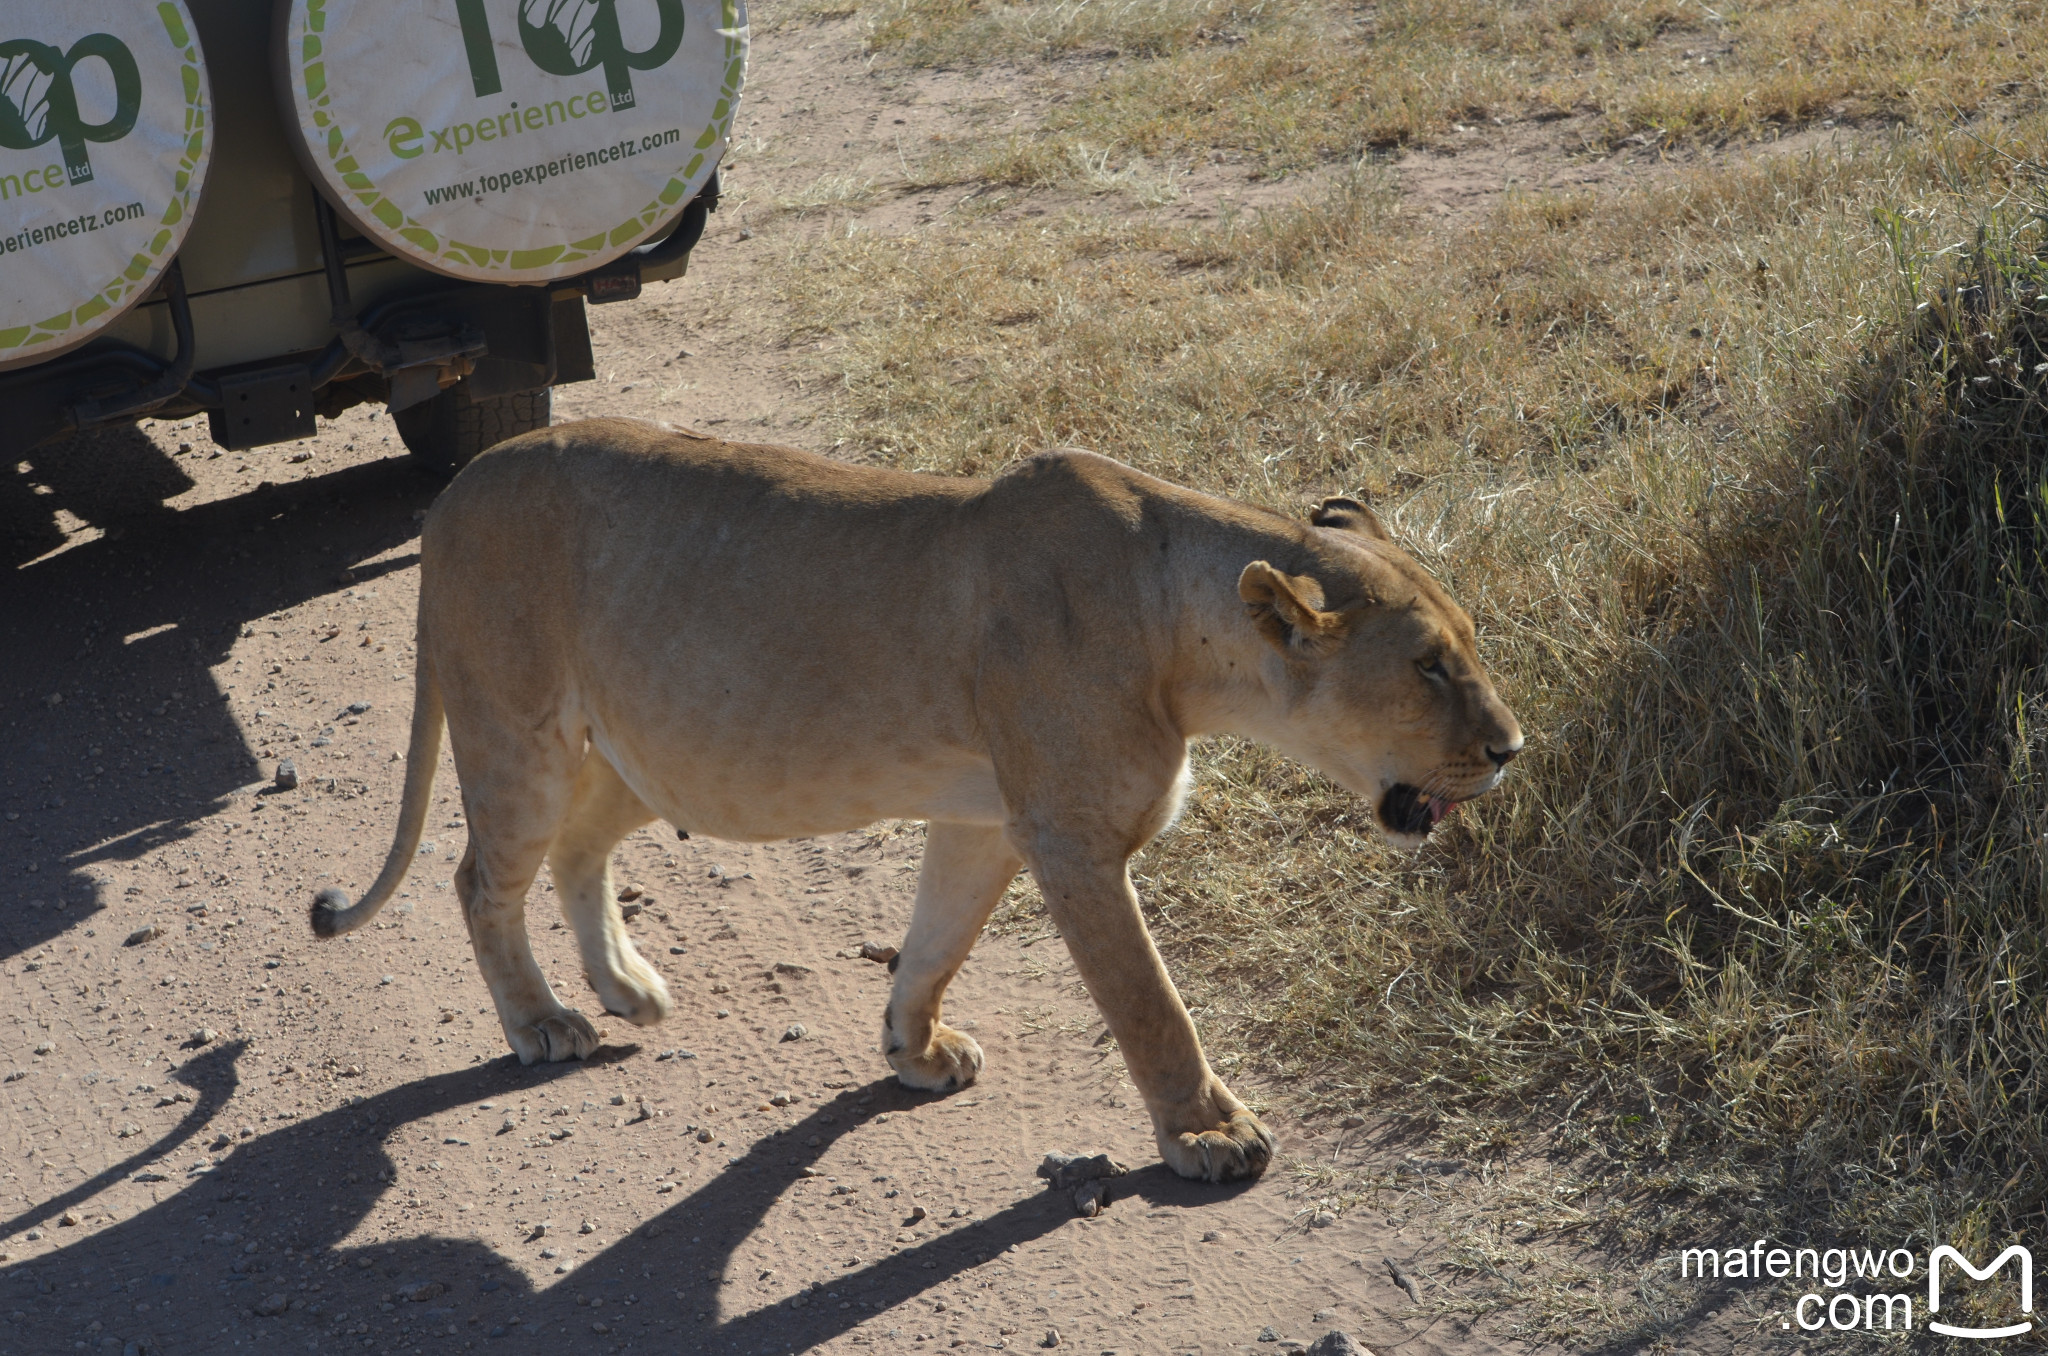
[{"xmin": 1427, "ymin": 796, "xmax": 1457, "ymax": 826}]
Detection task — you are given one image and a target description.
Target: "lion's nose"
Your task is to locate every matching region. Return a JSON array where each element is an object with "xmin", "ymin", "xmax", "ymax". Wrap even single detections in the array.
[{"xmin": 1486, "ymin": 743, "xmax": 1521, "ymax": 768}]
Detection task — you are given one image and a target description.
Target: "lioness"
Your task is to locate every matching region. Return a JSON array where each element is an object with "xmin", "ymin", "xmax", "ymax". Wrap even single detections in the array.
[{"xmin": 311, "ymin": 419, "xmax": 1521, "ymax": 1182}]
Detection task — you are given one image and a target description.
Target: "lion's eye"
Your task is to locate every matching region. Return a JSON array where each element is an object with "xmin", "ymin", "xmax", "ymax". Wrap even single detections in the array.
[{"xmin": 1420, "ymin": 659, "xmax": 1449, "ymax": 681}]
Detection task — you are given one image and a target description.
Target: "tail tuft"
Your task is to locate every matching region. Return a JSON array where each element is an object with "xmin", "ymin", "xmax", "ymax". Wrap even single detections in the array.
[
  {"xmin": 311, "ymin": 888, "xmax": 351, "ymax": 938},
  {"xmin": 308, "ymin": 645, "xmax": 445, "ymax": 940}
]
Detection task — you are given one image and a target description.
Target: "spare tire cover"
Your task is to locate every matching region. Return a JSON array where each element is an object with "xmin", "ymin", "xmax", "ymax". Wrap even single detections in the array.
[
  {"xmin": 0, "ymin": 2, "xmax": 213, "ymax": 373},
  {"xmin": 278, "ymin": 0, "xmax": 745, "ymax": 285}
]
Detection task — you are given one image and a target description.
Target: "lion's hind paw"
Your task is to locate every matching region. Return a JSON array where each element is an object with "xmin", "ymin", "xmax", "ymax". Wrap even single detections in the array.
[{"xmin": 509, "ymin": 1008, "xmax": 601, "ymax": 1064}]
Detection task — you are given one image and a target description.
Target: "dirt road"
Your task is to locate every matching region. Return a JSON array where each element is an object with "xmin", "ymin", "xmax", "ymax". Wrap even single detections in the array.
[
  {"xmin": 0, "ymin": 455, "xmax": 1494, "ymax": 1356},
  {"xmin": 2, "ymin": 11, "xmax": 1518, "ymax": 1356}
]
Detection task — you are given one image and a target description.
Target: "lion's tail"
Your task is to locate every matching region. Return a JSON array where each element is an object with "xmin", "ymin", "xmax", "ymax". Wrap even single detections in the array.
[{"xmin": 310, "ymin": 644, "xmax": 445, "ymax": 939}]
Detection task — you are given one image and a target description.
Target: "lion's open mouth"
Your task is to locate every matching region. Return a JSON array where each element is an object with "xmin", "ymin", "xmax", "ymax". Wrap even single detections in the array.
[{"xmin": 1379, "ymin": 783, "xmax": 1458, "ymax": 837}]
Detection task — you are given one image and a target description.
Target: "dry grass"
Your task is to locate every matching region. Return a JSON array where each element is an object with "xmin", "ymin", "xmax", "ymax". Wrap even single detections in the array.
[
  {"xmin": 747, "ymin": 0, "xmax": 2048, "ymax": 1338},
  {"xmin": 820, "ymin": 0, "xmax": 2047, "ymax": 181},
  {"xmin": 754, "ymin": 172, "xmax": 884, "ymax": 222},
  {"xmin": 764, "ymin": 105, "xmax": 2048, "ymax": 1334},
  {"xmin": 855, "ymin": 0, "xmax": 1286, "ymax": 63},
  {"xmin": 949, "ymin": 135, "xmax": 1191, "ymax": 203}
]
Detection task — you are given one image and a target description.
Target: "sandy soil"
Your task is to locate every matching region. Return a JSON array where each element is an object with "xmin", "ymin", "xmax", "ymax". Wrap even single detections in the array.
[
  {"xmin": 0, "ymin": 10, "xmax": 1773, "ymax": 1356},
  {"xmin": 0, "ymin": 447, "xmax": 1498, "ymax": 1356}
]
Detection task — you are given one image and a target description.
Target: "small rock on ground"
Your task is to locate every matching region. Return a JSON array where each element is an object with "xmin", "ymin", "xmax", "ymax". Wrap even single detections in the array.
[
  {"xmin": 1036, "ymin": 1151, "xmax": 1128, "ymax": 1192},
  {"xmin": 1306, "ymin": 1333, "xmax": 1373, "ymax": 1356}
]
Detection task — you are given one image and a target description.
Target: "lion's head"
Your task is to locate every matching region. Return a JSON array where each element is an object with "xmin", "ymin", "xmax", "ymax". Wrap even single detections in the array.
[{"xmin": 1237, "ymin": 496, "xmax": 1523, "ymax": 849}]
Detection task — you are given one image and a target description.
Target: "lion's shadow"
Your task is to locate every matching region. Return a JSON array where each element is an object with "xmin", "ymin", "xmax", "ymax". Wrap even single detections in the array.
[{"xmin": 0, "ymin": 1040, "xmax": 1236, "ymax": 1354}]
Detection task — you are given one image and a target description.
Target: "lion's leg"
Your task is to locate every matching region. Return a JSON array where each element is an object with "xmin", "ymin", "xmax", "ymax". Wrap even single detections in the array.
[
  {"xmin": 884, "ymin": 822, "xmax": 1022, "ymax": 1093},
  {"xmin": 1024, "ymin": 844, "xmax": 1273, "ymax": 1183},
  {"xmin": 456, "ymin": 837, "xmax": 601, "ymax": 1065},
  {"xmin": 548, "ymin": 752, "xmax": 671, "ymax": 1027},
  {"xmin": 450, "ymin": 719, "xmax": 600, "ymax": 1065}
]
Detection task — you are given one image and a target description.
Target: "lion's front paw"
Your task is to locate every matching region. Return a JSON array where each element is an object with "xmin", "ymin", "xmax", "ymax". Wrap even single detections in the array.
[
  {"xmin": 1160, "ymin": 1110, "xmax": 1274, "ymax": 1182},
  {"xmin": 507, "ymin": 1007, "xmax": 601, "ymax": 1064},
  {"xmin": 887, "ymin": 1022, "xmax": 984, "ymax": 1093},
  {"xmin": 1154, "ymin": 1078, "xmax": 1275, "ymax": 1182}
]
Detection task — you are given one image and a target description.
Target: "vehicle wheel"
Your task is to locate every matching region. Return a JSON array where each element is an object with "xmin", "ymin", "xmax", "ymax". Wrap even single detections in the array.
[{"xmin": 394, "ymin": 383, "xmax": 551, "ymax": 477}]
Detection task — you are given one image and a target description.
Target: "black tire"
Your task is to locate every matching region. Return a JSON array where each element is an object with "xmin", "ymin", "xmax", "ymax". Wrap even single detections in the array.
[{"xmin": 394, "ymin": 383, "xmax": 552, "ymax": 477}]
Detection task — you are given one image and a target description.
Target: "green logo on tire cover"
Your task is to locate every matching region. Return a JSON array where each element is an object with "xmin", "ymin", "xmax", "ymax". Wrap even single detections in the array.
[
  {"xmin": 456, "ymin": 0, "xmax": 684, "ymax": 112},
  {"xmin": 0, "ymin": 35, "xmax": 143, "ymax": 186}
]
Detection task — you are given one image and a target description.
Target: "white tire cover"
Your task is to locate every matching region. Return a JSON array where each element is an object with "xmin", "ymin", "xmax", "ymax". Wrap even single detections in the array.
[
  {"xmin": 0, "ymin": 3, "xmax": 213, "ymax": 373},
  {"xmin": 278, "ymin": 0, "xmax": 745, "ymax": 284}
]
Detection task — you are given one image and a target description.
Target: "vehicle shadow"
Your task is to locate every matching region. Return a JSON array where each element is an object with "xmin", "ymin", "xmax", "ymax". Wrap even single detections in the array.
[
  {"xmin": 1, "ymin": 425, "xmax": 197, "ymax": 571},
  {"xmin": 0, "ymin": 1044, "xmax": 1239, "ymax": 1355},
  {"xmin": 1, "ymin": 429, "xmax": 434, "ymax": 964}
]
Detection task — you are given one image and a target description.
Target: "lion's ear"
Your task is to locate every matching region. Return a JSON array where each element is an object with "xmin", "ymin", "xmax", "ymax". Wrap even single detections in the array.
[
  {"xmin": 1310, "ymin": 496, "xmax": 1391, "ymax": 542},
  {"xmin": 1239, "ymin": 561, "xmax": 1348, "ymax": 657}
]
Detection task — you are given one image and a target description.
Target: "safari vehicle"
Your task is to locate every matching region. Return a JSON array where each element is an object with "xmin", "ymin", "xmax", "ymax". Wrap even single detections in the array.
[{"xmin": 0, "ymin": 0, "xmax": 742, "ymax": 472}]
